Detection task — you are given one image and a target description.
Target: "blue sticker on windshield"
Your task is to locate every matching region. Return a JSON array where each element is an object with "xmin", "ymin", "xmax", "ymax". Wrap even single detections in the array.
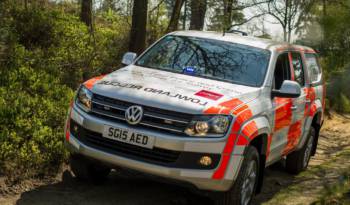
[{"xmin": 183, "ymin": 66, "xmax": 196, "ymax": 75}]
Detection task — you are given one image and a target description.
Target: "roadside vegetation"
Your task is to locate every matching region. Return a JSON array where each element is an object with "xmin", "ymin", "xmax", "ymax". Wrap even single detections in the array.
[
  {"xmin": 262, "ymin": 148, "xmax": 350, "ymax": 205},
  {"xmin": 252, "ymin": 113, "xmax": 350, "ymax": 205},
  {"xmin": 0, "ymin": 1, "xmax": 130, "ymax": 182},
  {"xmin": 0, "ymin": 0, "xmax": 350, "ymax": 202}
]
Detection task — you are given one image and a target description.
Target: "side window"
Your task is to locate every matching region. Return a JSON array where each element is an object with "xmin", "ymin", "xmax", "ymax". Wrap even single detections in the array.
[
  {"xmin": 291, "ymin": 52, "xmax": 305, "ymax": 86},
  {"xmin": 274, "ymin": 53, "xmax": 291, "ymax": 90},
  {"xmin": 304, "ymin": 53, "xmax": 322, "ymax": 83}
]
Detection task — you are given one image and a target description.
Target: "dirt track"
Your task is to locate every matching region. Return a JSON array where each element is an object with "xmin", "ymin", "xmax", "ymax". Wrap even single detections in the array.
[{"xmin": 1, "ymin": 113, "xmax": 350, "ymax": 205}]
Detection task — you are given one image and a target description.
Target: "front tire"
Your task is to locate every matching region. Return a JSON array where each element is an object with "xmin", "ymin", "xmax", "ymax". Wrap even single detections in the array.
[
  {"xmin": 70, "ymin": 154, "xmax": 111, "ymax": 182},
  {"xmin": 285, "ymin": 126, "xmax": 315, "ymax": 174},
  {"xmin": 215, "ymin": 146, "xmax": 260, "ymax": 205}
]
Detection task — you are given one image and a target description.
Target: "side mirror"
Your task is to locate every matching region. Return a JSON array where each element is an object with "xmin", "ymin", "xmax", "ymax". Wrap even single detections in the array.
[
  {"xmin": 122, "ymin": 52, "xmax": 137, "ymax": 65},
  {"xmin": 272, "ymin": 80, "xmax": 301, "ymax": 98}
]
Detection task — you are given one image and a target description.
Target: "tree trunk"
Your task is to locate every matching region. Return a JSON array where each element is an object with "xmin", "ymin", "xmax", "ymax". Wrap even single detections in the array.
[
  {"xmin": 283, "ymin": 27, "xmax": 287, "ymax": 42},
  {"xmin": 166, "ymin": 0, "xmax": 185, "ymax": 32},
  {"xmin": 129, "ymin": 0, "xmax": 148, "ymax": 55},
  {"xmin": 223, "ymin": 0, "xmax": 234, "ymax": 31},
  {"xmin": 182, "ymin": 0, "xmax": 188, "ymax": 30},
  {"xmin": 287, "ymin": 30, "xmax": 291, "ymax": 43},
  {"xmin": 189, "ymin": 0, "xmax": 207, "ymax": 30},
  {"xmin": 81, "ymin": 0, "xmax": 93, "ymax": 30}
]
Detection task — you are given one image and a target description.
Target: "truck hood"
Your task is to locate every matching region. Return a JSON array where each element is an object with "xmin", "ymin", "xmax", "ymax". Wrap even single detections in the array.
[{"xmin": 90, "ymin": 65, "xmax": 261, "ymax": 114}]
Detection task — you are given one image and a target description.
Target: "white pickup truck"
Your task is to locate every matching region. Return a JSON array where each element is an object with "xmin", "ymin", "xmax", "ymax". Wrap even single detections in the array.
[{"xmin": 65, "ymin": 31, "xmax": 325, "ymax": 205}]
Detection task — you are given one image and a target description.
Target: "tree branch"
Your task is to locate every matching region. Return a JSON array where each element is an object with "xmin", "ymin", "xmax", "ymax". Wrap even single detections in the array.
[
  {"xmin": 149, "ymin": 0, "xmax": 165, "ymax": 13},
  {"xmin": 230, "ymin": 13, "xmax": 267, "ymax": 27}
]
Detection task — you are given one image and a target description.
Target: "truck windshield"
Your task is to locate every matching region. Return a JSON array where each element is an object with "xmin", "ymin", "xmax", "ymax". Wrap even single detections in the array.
[{"xmin": 136, "ymin": 35, "xmax": 270, "ymax": 87}]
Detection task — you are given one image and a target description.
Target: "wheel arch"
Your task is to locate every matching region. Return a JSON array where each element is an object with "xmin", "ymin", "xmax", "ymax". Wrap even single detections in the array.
[
  {"xmin": 248, "ymin": 133, "xmax": 269, "ymax": 194},
  {"xmin": 311, "ymin": 111, "xmax": 322, "ymax": 155},
  {"xmin": 237, "ymin": 116, "xmax": 271, "ymax": 194},
  {"xmin": 238, "ymin": 116, "xmax": 271, "ymax": 157}
]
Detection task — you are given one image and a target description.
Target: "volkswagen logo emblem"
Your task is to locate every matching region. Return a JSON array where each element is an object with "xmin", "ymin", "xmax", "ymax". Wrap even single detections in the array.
[{"xmin": 125, "ymin": 105, "xmax": 143, "ymax": 125}]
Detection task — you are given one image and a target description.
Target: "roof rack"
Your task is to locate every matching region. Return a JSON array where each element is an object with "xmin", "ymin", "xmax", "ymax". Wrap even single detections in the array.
[{"xmin": 226, "ymin": 29, "xmax": 248, "ymax": 36}]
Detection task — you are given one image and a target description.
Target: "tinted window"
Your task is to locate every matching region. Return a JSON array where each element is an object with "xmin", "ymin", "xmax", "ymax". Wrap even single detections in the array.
[
  {"xmin": 291, "ymin": 53, "xmax": 305, "ymax": 86},
  {"xmin": 274, "ymin": 53, "xmax": 291, "ymax": 90},
  {"xmin": 136, "ymin": 35, "xmax": 271, "ymax": 87},
  {"xmin": 304, "ymin": 53, "xmax": 321, "ymax": 83}
]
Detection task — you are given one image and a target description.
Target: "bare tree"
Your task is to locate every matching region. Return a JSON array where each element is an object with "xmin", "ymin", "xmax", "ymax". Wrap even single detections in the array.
[
  {"xmin": 223, "ymin": 0, "xmax": 234, "ymax": 31},
  {"xmin": 166, "ymin": 0, "xmax": 185, "ymax": 32},
  {"xmin": 228, "ymin": 0, "xmax": 272, "ymax": 28},
  {"xmin": 264, "ymin": 0, "xmax": 316, "ymax": 42},
  {"xmin": 189, "ymin": 0, "xmax": 207, "ymax": 30},
  {"xmin": 207, "ymin": 0, "xmax": 270, "ymax": 32},
  {"xmin": 129, "ymin": 0, "xmax": 148, "ymax": 54},
  {"xmin": 81, "ymin": 0, "xmax": 93, "ymax": 30}
]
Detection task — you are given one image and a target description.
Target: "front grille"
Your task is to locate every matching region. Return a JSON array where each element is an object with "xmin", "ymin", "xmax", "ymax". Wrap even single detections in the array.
[
  {"xmin": 70, "ymin": 120, "xmax": 221, "ymax": 169},
  {"xmin": 90, "ymin": 93, "xmax": 193, "ymax": 134},
  {"xmin": 71, "ymin": 120, "xmax": 180, "ymax": 164}
]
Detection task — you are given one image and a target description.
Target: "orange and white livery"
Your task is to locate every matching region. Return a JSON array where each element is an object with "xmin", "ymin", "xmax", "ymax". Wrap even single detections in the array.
[{"xmin": 65, "ymin": 31, "xmax": 325, "ymax": 205}]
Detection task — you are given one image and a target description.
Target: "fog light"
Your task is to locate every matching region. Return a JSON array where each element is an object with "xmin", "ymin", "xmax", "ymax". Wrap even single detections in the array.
[{"xmin": 199, "ymin": 156, "xmax": 212, "ymax": 166}]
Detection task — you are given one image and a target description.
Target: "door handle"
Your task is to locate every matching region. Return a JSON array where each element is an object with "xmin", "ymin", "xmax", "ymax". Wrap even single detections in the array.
[{"xmin": 291, "ymin": 105, "xmax": 298, "ymax": 110}]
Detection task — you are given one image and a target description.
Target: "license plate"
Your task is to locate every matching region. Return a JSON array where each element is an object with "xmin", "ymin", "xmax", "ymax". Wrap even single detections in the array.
[{"xmin": 102, "ymin": 125, "xmax": 155, "ymax": 149}]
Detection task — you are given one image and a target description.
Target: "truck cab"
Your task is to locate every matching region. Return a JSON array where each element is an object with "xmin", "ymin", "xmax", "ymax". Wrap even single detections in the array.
[{"xmin": 65, "ymin": 31, "xmax": 325, "ymax": 205}]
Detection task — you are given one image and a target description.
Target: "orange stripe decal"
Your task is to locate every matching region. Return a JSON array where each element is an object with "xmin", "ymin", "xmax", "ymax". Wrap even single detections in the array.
[
  {"xmin": 212, "ymin": 104, "xmax": 253, "ymax": 179},
  {"xmin": 84, "ymin": 75, "xmax": 106, "ymax": 90},
  {"xmin": 283, "ymin": 120, "xmax": 302, "ymax": 155},
  {"xmin": 236, "ymin": 135, "xmax": 249, "ymax": 146},
  {"xmin": 274, "ymin": 98, "xmax": 293, "ymax": 131},
  {"xmin": 304, "ymin": 87, "xmax": 316, "ymax": 117},
  {"xmin": 204, "ymin": 98, "xmax": 244, "ymax": 115},
  {"xmin": 241, "ymin": 121, "xmax": 258, "ymax": 139}
]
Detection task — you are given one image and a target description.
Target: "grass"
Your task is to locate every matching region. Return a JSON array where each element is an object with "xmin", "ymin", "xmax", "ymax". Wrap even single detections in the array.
[{"xmin": 263, "ymin": 150, "xmax": 350, "ymax": 205}]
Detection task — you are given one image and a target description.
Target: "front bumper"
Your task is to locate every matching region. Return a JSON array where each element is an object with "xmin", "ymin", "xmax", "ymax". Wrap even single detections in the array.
[{"xmin": 65, "ymin": 104, "xmax": 244, "ymax": 191}]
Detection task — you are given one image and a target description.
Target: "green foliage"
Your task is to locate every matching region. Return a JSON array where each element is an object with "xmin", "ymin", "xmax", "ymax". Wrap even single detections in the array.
[
  {"xmin": 147, "ymin": 3, "xmax": 168, "ymax": 45},
  {"xmin": 0, "ymin": 44, "xmax": 74, "ymax": 181},
  {"xmin": 338, "ymin": 94, "xmax": 350, "ymax": 114},
  {"xmin": 327, "ymin": 66, "xmax": 350, "ymax": 114},
  {"xmin": 5, "ymin": 6, "xmax": 130, "ymax": 88},
  {"xmin": 313, "ymin": 173, "xmax": 350, "ymax": 205},
  {"xmin": 0, "ymin": 1, "xmax": 130, "ymax": 182},
  {"xmin": 206, "ymin": 1, "xmax": 244, "ymax": 31},
  {"xmin": 298, "ymin": 0, "xmax": 350, "ymax": 113},
  {"xmin": 321, "ymin": 2, "xmax": 350, "ymax": 71}
]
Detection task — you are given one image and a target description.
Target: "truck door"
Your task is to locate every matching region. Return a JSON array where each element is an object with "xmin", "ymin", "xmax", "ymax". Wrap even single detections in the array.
[
  {"xmin": 269, "ymin": 52, "xmax": 294, "ymax": 162},
  {"xmin": 282, "ymin": 52, "xmax": 307, "ymax": 154}
]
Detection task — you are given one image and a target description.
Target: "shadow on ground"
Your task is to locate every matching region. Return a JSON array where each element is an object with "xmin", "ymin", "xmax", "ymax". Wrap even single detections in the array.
[
  {"xmin": 10, "ymin": 114, "xmax": 350, "ymax": 205},
  {"xmin": 15, "ymin": 162, "xmax": 296, "ymax": 205}
]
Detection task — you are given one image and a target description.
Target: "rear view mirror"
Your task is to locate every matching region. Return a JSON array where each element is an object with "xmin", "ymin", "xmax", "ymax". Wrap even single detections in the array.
[
  {"xmin": 122, "ymin": 52, "xmax": 137, "ymax": 65},
  {"xmin": 272, "ymin": 80, "xmax": 301, "ymax": 98}
]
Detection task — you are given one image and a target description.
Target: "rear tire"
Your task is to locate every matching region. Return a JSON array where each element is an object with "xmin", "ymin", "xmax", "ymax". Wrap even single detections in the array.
[
  {"xmin": 214, "ymin": 146, "xmax": 260, "ymax": 205},
  {"xmin": 70, "ymin": 154, "xmax": 111, "ymax": 182},
  {"xmin": 285, "ymin": 126, "xmax": 315, "ymax": 174}
]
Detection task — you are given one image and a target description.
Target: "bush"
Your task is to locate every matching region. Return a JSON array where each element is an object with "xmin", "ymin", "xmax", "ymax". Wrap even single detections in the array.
[
  {"xmin": 0, "ymin": 4, "xmax": 129, "ymax": 182},
  {"xmin": 7, "ymin": 6, "xmax": 129, "ymax": 88},
  {"xmin": 338, "ymin": 93, "xmax": 350, "ymax": 113},
  {"xmin": 327, "ymin": 65, "xmax": 350, "ymax": 113},
  {"xmin": 0, "ymin": 44, "xmax": 74, "ymax": 181}
]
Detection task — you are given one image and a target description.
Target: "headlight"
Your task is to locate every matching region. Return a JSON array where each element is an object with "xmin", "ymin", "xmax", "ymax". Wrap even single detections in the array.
[
  {"xmin": 185, "ymin": 115, "xmax": 231, "ymax": 137},
  {"xmin": 76, "ymin": 85, "xmax": 92, "ymax": 112}
]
